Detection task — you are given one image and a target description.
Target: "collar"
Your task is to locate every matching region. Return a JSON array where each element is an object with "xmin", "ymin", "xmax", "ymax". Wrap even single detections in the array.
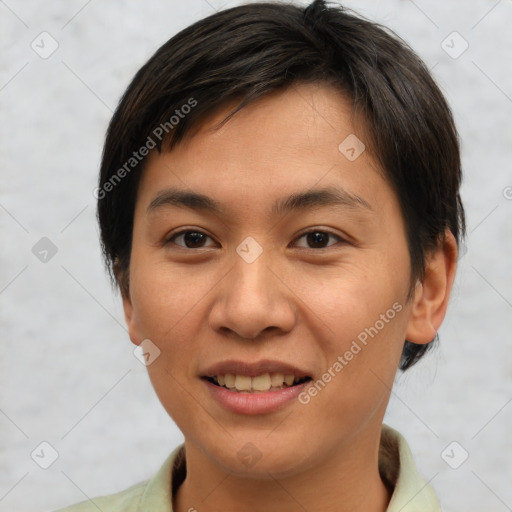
[{"xmin": 137, "ymin": 424, "xmax": 440, "ymax": 511}]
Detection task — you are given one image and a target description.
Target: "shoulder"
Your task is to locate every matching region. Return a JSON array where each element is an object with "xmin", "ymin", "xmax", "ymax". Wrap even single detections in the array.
[
  {"xmin": 51, "ymin": 444, "xmax": 185, "ymax": 512},
  {"xmin": 52, "ymin": 480, "xmax": 148, "ymax": 512}
]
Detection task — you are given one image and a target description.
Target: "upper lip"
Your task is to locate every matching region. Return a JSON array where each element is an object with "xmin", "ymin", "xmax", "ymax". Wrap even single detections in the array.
[{"xmin": 201, "ymin": 359, "xmax": 311, "ymax": 379}]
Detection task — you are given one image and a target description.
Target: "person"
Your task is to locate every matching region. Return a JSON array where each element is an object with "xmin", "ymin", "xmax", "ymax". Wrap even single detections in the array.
[{"xmin": 56, "ymin": 0, "xmax": 465, "ymax": 510}]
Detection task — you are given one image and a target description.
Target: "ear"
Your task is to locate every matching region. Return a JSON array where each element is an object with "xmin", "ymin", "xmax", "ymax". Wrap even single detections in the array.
[
  {"xmin": 121, "ymin": 292, "xmax": 143, "ymax": 347},
  {"xmin": 405, "ymin": 229, "xmax": 458, "ymax": 344},
  {"xmin": 115, "ymin": 262, "xmax": 143, "ymax": 347}
]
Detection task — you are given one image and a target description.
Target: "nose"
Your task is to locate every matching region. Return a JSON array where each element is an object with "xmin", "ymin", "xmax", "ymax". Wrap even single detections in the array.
[{"xmin": 208, "ymin": 250, "xmax": 296, "ymax": 341}]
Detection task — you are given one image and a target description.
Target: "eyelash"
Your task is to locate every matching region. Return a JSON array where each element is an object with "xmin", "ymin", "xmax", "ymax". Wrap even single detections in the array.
[{"xmin": 165, "ymin": 229, "xmax": 345, "ymax": 251}]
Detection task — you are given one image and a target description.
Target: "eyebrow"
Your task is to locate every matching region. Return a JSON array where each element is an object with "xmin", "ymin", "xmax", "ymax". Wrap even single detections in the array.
[{"xmin": 146, "ymin": 186, "xmax": 373, "ymax": 217}]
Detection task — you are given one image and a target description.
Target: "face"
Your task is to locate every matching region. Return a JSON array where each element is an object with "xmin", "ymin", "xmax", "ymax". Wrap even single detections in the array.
[{"xmin": 122, "ymin": 83, "xmax": 427, "ymax": 478}]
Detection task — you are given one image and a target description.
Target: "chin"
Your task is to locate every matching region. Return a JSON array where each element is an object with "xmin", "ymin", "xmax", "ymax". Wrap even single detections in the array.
[{"xmin": 200, "ymin": 433, "xmax": 315, "ymax": 479}]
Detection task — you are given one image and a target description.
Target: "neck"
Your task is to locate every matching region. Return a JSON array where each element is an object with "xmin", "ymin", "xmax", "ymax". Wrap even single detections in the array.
[{"xmin": 173, "ymin": 427, "xmax": 392, "ymax": 512}]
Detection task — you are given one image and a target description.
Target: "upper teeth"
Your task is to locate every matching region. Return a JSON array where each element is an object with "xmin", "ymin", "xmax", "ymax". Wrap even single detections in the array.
[{"xmin": 215, "ymin": 373, "xmax": 300, "ymax": 392}]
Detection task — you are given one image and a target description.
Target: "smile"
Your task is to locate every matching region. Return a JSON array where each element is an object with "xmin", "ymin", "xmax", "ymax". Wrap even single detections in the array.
[
  {"xmin": 200, "ymin": 360, "xmax": 313, "ymax": 415},
  {"xmin": 205, "ymin": 373, "xmax": 312, "ymax": 393}
]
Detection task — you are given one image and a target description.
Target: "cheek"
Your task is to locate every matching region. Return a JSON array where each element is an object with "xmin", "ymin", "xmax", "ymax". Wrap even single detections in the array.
[
  {"xmin": 128, "ymin": 260, "xmax": 220, "ymax": 397},
  {"xmin": 129, "ymin": 258, "xmax": 211, "ymax": 341},
  {"xmin": 294, "ymin": 255, "xmax": 410, "ymax": 399},
  {"xmin": 321, "ymin": 283, "xmax": 408, "ymax": 398},
  {"xmin": 296, "ymin": 257, "xmax": 408, "ymax": 335},
  {"xmin": 129, "ymin": 263, "xmax": 209, "ymax": 423}
]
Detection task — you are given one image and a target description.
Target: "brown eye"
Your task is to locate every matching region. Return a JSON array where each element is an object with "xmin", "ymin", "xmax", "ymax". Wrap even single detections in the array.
[
  {"xmin": 167, "ymin": 230, "xmax": 215, "ymax": 249},
  {"xmin": 294, "ymin": 230, "xmax": 343, "ymax": 249}
]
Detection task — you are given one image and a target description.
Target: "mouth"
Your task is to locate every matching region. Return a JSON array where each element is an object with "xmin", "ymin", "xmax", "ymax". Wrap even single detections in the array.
[
  {"xmin": 201, "ymin": 360, "xmax": 313, "ymax": 415},
  {"xmin": 200, "ymin": 359, "xmax": 313, "ymax": 395},
  {"xmin": 203, "ymin": 373, "xmax": 312, "ymax": 393}
]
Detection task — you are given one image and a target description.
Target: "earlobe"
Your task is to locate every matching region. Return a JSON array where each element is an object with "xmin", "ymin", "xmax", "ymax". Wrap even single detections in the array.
[{"xmin": 405, "ymin": 230, "xmax": 458, "ymax": 344}]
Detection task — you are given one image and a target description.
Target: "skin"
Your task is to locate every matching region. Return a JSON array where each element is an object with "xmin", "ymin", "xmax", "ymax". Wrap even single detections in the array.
[{"xmin": 121, "ymin": 83, "xmax": 458, "ymax": 511}]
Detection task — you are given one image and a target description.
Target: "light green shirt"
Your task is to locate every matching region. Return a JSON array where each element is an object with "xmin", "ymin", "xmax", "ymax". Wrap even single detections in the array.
[{"xmin": 54, "ymin": 424, "xmax": 440, "ymax": 511}]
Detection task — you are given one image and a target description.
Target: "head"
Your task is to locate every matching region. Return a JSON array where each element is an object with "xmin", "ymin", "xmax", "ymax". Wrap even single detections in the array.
[{"xmin": 96, "ymin": 0, "xmax": 464, "ymax": 477}]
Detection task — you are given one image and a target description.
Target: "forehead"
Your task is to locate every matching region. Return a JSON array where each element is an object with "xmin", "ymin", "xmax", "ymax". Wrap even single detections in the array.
[{"xmin": 135, "ymin": 83, "xmax": 393, "ymax": 220}]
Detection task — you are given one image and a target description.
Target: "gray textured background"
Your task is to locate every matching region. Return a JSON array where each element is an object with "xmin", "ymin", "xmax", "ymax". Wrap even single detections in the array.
[{"xmin": 1, "ymin": 1, "xmax": 511, "ymax": 511}]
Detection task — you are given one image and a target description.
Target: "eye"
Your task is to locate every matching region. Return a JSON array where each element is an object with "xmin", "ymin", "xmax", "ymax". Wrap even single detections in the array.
[
  {"xmin": 293, "ymin": 230, "xmax": 344, "ymax": 249},
  {"xmin": 165, "ymin": 228, "xmax": 344, "ymax": 250},
  {"xmin": 165, "ymin": 230, "xmax": 216, "ymax": 249}
]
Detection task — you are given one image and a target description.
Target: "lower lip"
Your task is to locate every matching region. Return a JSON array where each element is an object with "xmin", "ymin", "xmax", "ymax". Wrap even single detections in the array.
[{"xmin": 203, "ymin": 379, "xmax": 310, "ymax": 415}]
